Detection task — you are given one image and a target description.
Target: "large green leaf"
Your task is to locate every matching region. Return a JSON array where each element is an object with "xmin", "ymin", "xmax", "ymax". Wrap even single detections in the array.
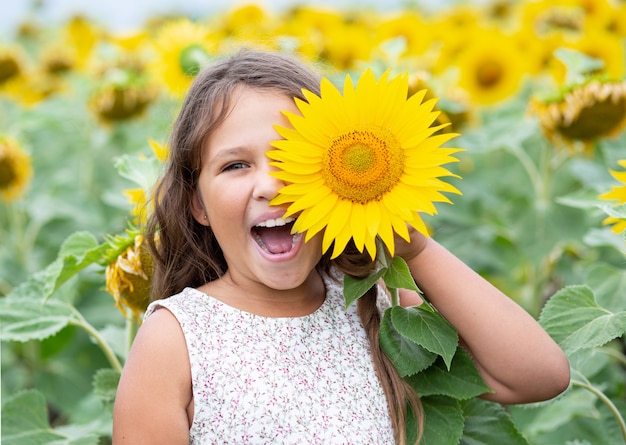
[
  {"xmin": 585, "ymin": 263, "xmax": 626, "ymax": 313},
  {"xmin": 460, "ymin": 398, "xmax": 529, "ymax": 445},
  {"xmin": 539, "ymin": 285, "xmax": 626, "ymax": 355},
  {"xmin": 1, "ymin": 390, "xmax": 64, "ymax": 444},
  {"xmin": 7, "ymin": 231, "xmax": 107, "ymax": 303},
  {"xmin": 420, "ymin": 396, "xmax": 464, "ymax": 445},
  {"xmin": 0, "ymin": 297, "xmax": 77, "ymax": 342},
  {"xmin": 406, "ymin": 347, "xmax": 491, "ymax": 400},
  {"xmin": 0, "ymin": 389, "xmax": 99, "ymax": 445},
  {"xmin": 379, "ymin": 308, "xmax": 437, "ymax": 377},
  {"xmin": 93, "ymin": 368, "xmax": 121, "ymax": 403},
  {"xmin": 389, "ymin": 304, "xmax": 458, "ymax": 369}
]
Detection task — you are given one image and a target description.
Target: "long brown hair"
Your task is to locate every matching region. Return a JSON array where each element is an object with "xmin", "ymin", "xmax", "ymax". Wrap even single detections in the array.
[{"xmin": 145, "ymin": 48, "xmax": 422, "ymax": 444}]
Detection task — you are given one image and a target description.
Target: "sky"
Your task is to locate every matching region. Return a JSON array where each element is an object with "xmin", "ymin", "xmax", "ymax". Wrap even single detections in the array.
[{"xmin": 0, "ymin": 0, "xmax": 438, "ymax": 37}]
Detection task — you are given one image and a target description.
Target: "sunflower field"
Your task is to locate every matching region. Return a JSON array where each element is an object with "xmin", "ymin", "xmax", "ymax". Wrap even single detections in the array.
[{"xmin": 1, "ymin": 0, "xmax": 626, "ymax": 443}]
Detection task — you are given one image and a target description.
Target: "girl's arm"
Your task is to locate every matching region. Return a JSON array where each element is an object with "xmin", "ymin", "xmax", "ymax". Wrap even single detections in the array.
[
  {"xmin": 112, "ymin": 309, "xmax": 192, "ymax": 444},
  {"xmin": 396, "ymin": 230, "xmax": 570, "ymax": 404}
]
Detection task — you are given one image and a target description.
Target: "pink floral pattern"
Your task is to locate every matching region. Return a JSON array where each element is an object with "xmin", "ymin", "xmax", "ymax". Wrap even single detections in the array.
[{"xmin": 145, "ymin": 269, "xmax": 394, "ymax": 444}]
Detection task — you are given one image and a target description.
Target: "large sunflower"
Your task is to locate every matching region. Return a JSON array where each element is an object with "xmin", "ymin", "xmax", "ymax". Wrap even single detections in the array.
[{"xmin": 268, "ymin": 69, "xmax": 462, "ymax": 260}]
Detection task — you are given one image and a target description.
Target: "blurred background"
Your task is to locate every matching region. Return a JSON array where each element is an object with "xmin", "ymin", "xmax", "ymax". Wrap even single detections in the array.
[{"xmin": 1, "ymin": 0, "xmax": 626, "ymax": 444}]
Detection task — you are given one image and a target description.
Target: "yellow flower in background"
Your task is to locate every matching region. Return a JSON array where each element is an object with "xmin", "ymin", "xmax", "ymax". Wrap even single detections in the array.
[
  {"xmin": 519, "ymin": 0, "xmax": 585, "ymax": 36},
  {"xmin": 599, "ymin": 159, "xmax": 626, "ymax": 234},
  {"xmin": 89, "ymin": 58, "xmax": 158, "ymax": 124},
  {"xmin": 150, "ymin": 18, "xmax": 217, "ymax": 97},
  {"xmin": 268, "ymin": 69, "xmax": 462, "ymax": 259},
  {"xmin": 0, "ymin": 46, "xmax": 25, "ymax": 86},
  {"xmin": 62, "ymin": 15, "xmax": 101, "ymax": 70},
  {"xmin": 532, "ymin": 79, "xmax": 626, "ymax": 147},
  {"xmin": 456, "ymin": 29, "xmax": 527, "ymax": 106},
  {"xmin": 374, "ymin": 11, "xmax": 431, "ymax": 58},
  {"xmin": 568, "ymin": 30, "xmax": 625, "ymax": 80},
  {"xmin": 148, "ymin": 138, "xmax": 169, "ymax": 162},
  {"xmin": 319, "ymin": 21, "xmax": 375, "ymax": 71},
  {"xmin": 105, "ymin": 233, "xmax": 154, "ymax": 320},
  {"xmin": 0, "ymin": 136, "xmax": 33, "ymax": 202}
]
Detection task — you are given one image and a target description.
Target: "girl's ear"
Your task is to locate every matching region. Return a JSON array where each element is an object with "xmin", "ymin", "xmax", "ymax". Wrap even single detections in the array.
[{"xmin": 190, "ymin": 192, "xmax": 210, "ymax": 226}]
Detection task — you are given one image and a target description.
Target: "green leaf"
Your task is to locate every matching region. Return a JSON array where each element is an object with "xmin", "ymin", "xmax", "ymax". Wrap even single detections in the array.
[
  {"xmin": 7, "ymin": 232, "xmax": 107, "ymax": 303},
  {"xmin": 460, "ymin": 398, "xmax": 529, "ymax": 445},
  {"xmin": 420, "ymin": 396, "xmax": 464, "ymax": 445},
  {"xmin": 1, "ymin": 390, "xmax": 100, "ymax": 445},
  {"xmin": 93, "ymin": 368, "xmax": 121, "ymax": 403},
  {"xmin": 379, "ymin": 308, "xmax": 437, "ymax": 377},
  {"xmin": 600, "ymin": 203, "xmax": 626, "ymax": 220},
  {"xmin": 406, "ymin": 347, "xmax": 491, "ymax": 399},
  {"xmin": 585, "ymin": 263, "xmax": 626, "ymax": 313},
  {"xmin": 389, "ymin": 304, "xmax": 458, "ymax": 369},
  {"xmin": 114, "ymin": 153, "xmax": 161, "ymax": 190},
  {"xmin": 343, "ymin": 267, "xmax": 386, "ymax": 309},
  {"xmin": 1, "ymin": 390, "xmax": 66, "ymax": 445},
  {"xmin": 0, "ymin": 297, "xmax": 77, "ymax": 342},
  {"xmin": 382, "ymin": 256, "xmax": 419, "ymax": 292},
  {"xmin": 554, "ymin": 47, "xmax": 605, "ymax": 84},
  {"xmin": 539, "ymin": 285, "xmax": 626, "ymax": 355}
]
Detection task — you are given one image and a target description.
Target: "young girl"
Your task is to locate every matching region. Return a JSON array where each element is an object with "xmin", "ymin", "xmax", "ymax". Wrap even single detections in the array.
[{"xmin": 112, "ymin": 49, "xmax": 570, "ymax": 444}]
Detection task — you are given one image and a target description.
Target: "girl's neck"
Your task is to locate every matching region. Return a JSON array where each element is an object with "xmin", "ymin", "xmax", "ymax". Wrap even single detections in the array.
[{"xmin": 197, "ymin": 270, "xmax": 326, "ymax": 318}]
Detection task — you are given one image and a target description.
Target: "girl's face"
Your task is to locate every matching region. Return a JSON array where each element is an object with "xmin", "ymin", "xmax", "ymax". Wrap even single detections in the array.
[{"xmin": 191, "ymin": 87, "xmax": 324, "ymax": 295}]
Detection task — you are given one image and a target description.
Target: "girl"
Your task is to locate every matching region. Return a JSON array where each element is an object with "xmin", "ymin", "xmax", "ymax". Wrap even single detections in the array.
[{"xmin": 112, "ymin": 49, "xmax": 570, "ymax": 444}]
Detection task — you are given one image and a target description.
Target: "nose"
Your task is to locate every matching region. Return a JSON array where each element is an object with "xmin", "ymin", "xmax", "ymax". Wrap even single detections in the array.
[{"xmin": 253, "ymin": 162, "xmax": 285, "ymax": 201}]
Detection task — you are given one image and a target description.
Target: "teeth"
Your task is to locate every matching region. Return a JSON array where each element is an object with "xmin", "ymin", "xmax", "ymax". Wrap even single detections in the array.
[{"xmin": 255, "ymin": 216, "xmax": 295, "ymax": 228}]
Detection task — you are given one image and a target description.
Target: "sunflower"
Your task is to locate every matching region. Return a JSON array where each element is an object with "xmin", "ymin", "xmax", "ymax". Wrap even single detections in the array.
[
  {"xmin": 599, "ymin": 159, "xmax": 626, "ymax": 235},
  {"xmin": 0, "ymin": 135, "xmax": 32, "ymax": 202},
  {"xmin": 149, "ymin": 18, "xmax": 217, "ymax": 97},
  {"xmin": 531, "ymin": 78, "xmax": 626, "ymax": 147},
  {"xmin": 455, "ymin": 29, "xmax": 528, "ymax": 106},
  {"xmin": 105, "ymin": 233, "xmax": 154, "ymax": 320},
  {"xmin": 268, "ymin": 69, "xmax": 462, "ymax": 260},
  {"xmin": 0, "ymin": 47, "xmax": 24, "ymax": 85},
  {"xmin": 89, "ymin": 58, "xmax": 157, "ymax": 124}
]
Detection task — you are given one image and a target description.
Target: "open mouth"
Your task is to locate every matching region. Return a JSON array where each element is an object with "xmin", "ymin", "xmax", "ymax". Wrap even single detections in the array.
[{"xmin": 251, "ymin": 216, "xmax": 301, "ymax": 255}]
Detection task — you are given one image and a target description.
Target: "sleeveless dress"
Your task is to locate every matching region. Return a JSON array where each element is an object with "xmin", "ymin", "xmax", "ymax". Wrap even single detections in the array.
[{"xmin": 145, "ymin": 269, "xmax": 395, "ymax": 444}]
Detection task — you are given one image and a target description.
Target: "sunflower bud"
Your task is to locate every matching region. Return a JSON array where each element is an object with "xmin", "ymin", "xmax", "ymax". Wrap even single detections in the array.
[
  {"xmin": 90, "ymin": 60, "xmax": 157, "ymax": 123},
  {"xmin": 105, "ymin": 234, "xmax": 154, "ymax": 320},
  {"xmin": 532, "ymin": 79, "xmax": 626, "ymax": 148}
]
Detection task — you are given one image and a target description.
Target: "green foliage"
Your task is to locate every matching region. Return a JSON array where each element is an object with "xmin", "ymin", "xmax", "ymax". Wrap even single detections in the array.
[{"xmin": 2, "ymin": 9, "xmax": 626, "ymax": 445}]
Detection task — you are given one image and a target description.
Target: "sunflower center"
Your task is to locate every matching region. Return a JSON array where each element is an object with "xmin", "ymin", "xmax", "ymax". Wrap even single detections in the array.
[
  {"xmin": 0, "ymin": 56, "xmax": 20, "ymax": 84},
  {"xmin": 477, "ymin": 61, "xmax": 503, "ymax": 88},
  {"xmin": 0, "ymin": 156, "xmax": 16, "ymax": 188},
  {"xmin": 179, "ymin": 44, "xmax": 211, "ymax": 77},
  {"xmin": 323, "ymin": 126, "xmax": 404, "ymax": 203}
]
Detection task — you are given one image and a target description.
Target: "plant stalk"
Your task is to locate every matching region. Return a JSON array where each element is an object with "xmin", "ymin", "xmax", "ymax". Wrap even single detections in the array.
[{"xmin": 571, "ymin": 379, "xmax": 626, "ymax": 443}]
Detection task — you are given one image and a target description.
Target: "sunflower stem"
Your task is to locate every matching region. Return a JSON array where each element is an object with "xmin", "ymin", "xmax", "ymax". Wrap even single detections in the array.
[
  {"xmin": 126, "ymin": 315, "xmax": 139, "ymax": 354},
  {"xmin": 389, "ymin": 287, "xmax": 400, "ymax": 307},
  {"xmin": 70, "ymin": 308, "xmax": 123, "ymax": 373},
  {"xmin": 571, "ymin": 377, "xmax": 626, "ymax": 443}
]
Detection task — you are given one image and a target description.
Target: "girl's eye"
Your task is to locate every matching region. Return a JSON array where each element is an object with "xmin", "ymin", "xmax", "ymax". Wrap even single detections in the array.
[{"xmin": 223, "ymin": 162, "xmax": 248, "ymax": 172}]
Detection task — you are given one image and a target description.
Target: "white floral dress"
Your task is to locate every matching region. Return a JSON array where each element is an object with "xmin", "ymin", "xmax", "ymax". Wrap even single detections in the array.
[{"xmin": 145, "ymin": 269, "xmax": 395, "ymax": 445}]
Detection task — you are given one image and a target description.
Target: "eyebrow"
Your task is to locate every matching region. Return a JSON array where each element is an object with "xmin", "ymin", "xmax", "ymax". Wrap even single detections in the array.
[{"xmin": 207, "ymin": 146, "xmax": 249, "ymax": 163}]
